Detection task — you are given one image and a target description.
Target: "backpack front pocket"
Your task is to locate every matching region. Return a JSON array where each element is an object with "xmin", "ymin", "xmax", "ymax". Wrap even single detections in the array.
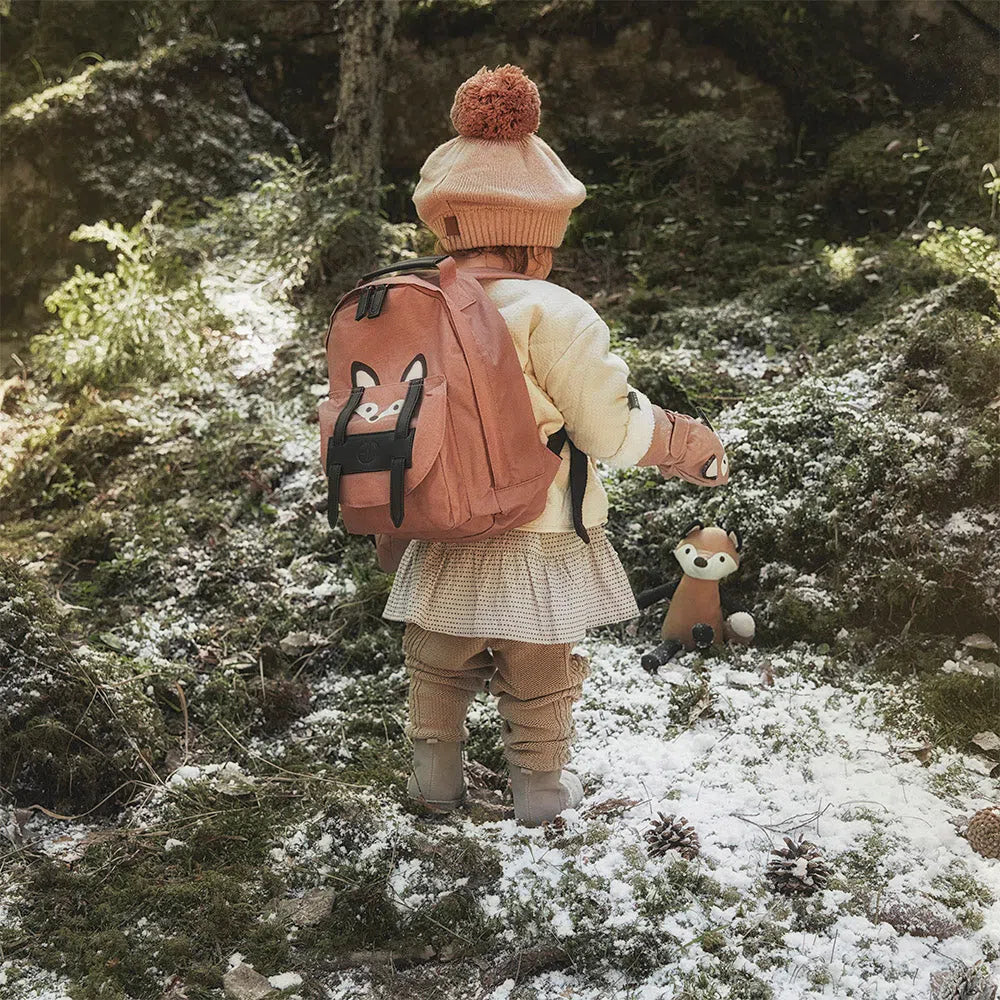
[{"xmin": 319, "ymin": 374, "xmax": 447, "ymax": 529}]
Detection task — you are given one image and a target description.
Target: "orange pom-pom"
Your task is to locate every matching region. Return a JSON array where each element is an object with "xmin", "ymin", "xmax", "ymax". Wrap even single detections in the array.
[{"xmin": 450, "ymin": 64, "xmax": 540, "ymax": 141}]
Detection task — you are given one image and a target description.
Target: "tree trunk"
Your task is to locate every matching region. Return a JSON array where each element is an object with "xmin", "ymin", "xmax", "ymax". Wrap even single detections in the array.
[{"xmin": 330, "ymin": 0, "xmax": 400, "ymax": 212}]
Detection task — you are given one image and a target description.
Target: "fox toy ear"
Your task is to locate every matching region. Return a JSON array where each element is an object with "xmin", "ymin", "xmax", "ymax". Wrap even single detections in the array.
[
  {"xmin": 351, "ymin": 362, "xmax": 380, "ymax": 388},
  {"xmin": 401, "ymin": 353, "xmax": 427, "ymax": 382},
  {"xmin": 724, "ymin": 524, "xmax": 743, "ymax": 552},
  {"xmin": 680, "ymin": 519, "xmax": 704, "ymax": 539}
]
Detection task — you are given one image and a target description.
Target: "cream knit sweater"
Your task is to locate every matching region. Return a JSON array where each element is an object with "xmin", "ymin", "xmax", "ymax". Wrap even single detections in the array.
[{"xmin": 478, "ymin": 275, "xmax": 655, "ymax": 533}]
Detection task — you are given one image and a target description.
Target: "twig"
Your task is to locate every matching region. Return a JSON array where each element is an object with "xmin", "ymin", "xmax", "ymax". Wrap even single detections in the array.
[
  {"xmin": 22, "ymin": 783, "xmax": 144, "ymax": 821},
  {"xmin": 215, "ymin": 721, "xmax": 363, "ymax": 788},
  {"xmin": 733, "ymin": 803, "xmax": 832, "ymax": 837},
  {"xmin": 319, "ymin": 945, "xmax": 437, "ymax": 972},
  {"xmin": 98, "ymin": 670, "xmax": 164, "ymax": 689},
  {"xmin": 174, "ymin": 681, "xmax": 190, "ymax": 766}
]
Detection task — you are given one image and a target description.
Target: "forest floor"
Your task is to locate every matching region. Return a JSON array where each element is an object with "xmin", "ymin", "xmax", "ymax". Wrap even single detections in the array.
[
  {"xmin": 3, "ymin": 636, "xmax": 1000, "ymax": 1000},
  {"xmin": 2, "ymin": 177, "xmax": 999, "ymax": 1000}
]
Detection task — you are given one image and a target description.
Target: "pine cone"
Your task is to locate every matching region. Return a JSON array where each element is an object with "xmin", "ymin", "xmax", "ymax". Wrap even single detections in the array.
[
  {"xmin": 765, "ymin": 836, "xmax": 831, "ymax": 896},
  {"xmin": 645, "ymin": 813, "xmax": 700, "ymax": 861},
  {"xmin": 966, "ymin": 807, "xmax": 1000, "ymax": 859}
]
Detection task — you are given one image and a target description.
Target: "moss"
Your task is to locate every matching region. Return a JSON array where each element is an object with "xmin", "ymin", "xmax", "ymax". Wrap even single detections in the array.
[
  {"xmin": 617, "ymin": 338, "xmax": 740, "ymax": 417},
  {"xmin": 902, "ymin": 307, "xmax": 1000, "ymax": 407},
  {"xmin": 752, "ymin": 238, "xmax": 952, "ymax": 323},
  {"xmin": 611, "ymin": 236, "xmax": 1000, "ymax": 648},
  {"xmin": 764, "ymin": 593, "xmax": 841, "ymax": 646},
  {"xmin": 835, "ymin": 826, "xmax": 899, "ymax": 895},
  {"xmin": 0, "ymin": 397, "xmax": 145, "ymax": 519},
  {"xmin": 0, "ymin": 557, "xmax": 171, "ymax": 813},
  {"xmin": 679, "ymin": 963, "xmax": 775, "ymax": 999},
  {"xmin": 3, "ymin": 789, "xmax": 295, "ymax": 998},
  {"xmin": 57, "ymin": 509, "xmax": 117, "ymax": 570},
  {"xmin": 909, "ymin": 671, "xmax": 1000, "ymax": 750},
  {"xmin": 929, "ymin": 862, "xmax": 996, "ymax": 931},
  {"xmin": 4, "ymin": 785, "xmax": 504, "ymax": 996},
  {"xmin": 291, "ymin": 826, "xmax": 502, "ymax": 967}
]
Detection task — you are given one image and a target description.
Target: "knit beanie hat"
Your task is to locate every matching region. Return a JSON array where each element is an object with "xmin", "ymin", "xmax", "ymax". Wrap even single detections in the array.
[{"xmin": 413, "ymin": 65, "xmax": 586, "ymax": 251}]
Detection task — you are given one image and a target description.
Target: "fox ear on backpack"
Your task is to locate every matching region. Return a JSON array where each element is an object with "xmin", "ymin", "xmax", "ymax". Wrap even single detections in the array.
[
  {"xmin": 401, "ymin": 354, "xmax": 427, "ymax": 382},
  {"xmin": 351, "ymin": 362, "xmax": 380, "ymax": 389}
]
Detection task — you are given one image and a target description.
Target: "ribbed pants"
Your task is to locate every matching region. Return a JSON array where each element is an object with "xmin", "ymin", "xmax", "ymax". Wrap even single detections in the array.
[{"xmin": 402, "ymin": 622, "xmax": 590, "ymax": 771}]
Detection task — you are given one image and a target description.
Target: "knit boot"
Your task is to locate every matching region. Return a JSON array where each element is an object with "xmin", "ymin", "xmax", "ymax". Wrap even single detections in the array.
[
  {"xmin": 407, "ymin": 739, "xmax": 466, "ymax": 813},
  {"xmin": 509, "ymin": 766, "xmax": 583, "ymax": 827}
]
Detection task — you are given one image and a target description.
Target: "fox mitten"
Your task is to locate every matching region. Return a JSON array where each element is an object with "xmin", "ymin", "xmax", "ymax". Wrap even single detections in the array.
[{"xmin": 638, "ymin": 405, "xmax": 729, "ymax": 486}]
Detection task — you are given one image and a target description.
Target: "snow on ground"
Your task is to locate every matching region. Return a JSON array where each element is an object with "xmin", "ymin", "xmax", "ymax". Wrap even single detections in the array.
[
  {"xmin": 296, "ymin": 640, "xmax": 999, "ymax": 999},
  {"xmin": 8, "ymin": 632, "xmax": 994, "ymax": 998},
  {"xmin": 0, "ymin": 964, "xmax": 73, "ymax": 1000},
  {"xmin": 497, "ymin": 640, "xmax": 999, "ymax": 998}
]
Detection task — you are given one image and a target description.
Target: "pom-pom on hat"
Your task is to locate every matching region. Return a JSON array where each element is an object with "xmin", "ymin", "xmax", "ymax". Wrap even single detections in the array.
[
  {"xmin": 413, "ymin": 64, "xmax": 586, "ymax": 252},
  {"xmin": 450, "ymin": 64, "xmax": 540, "ymax": 140}
]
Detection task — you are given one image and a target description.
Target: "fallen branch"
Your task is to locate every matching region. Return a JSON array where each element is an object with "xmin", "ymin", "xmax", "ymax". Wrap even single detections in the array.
[
  {"xmin": 483, "ymin": 946, "xmax": 570, "ymax": 989},
  {"xmin": 319, "ymin": 944, "xmax": 437, "ymax": 971}
]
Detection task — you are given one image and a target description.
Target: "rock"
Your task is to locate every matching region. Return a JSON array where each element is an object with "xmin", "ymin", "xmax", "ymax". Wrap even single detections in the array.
[
  {"xmin": 222, "ymin": 964, "xmax": 277, "ymax": 1000},
  {"xmin": 274, "ymin": 887, "xmax": 336, "ymax": 927},
  {"xmin": 1, "ymin": 806, "xmax": 25, "ymax": 845},
  {"xmin": 279, "ymin": 631, "xmax": 313, "ymax": 656},
  {"xmin": 963, "ymin": 633, "xmax": 998, "ymax": 651},
  {"xmin": 1, "ymin": 35, "xmax": 294, "ymax": 325},
  {"xmin": 971, "ymin": 731, "xmax": 1000, "ymax": 756},
  {"xmin": 437, "ymin": 941, "xmax": 462, "ymax": 962}
]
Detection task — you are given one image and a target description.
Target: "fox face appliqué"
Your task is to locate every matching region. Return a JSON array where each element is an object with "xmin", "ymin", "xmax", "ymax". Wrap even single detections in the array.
[{"xmin": 350, "ymin": 354, "xmax": 426, "ymax": 423}]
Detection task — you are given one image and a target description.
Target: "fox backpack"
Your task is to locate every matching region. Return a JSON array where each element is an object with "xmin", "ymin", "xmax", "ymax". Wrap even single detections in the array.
[{"xmin": 319, "ymin": 255, "xmax": 591, "ymax": 543}]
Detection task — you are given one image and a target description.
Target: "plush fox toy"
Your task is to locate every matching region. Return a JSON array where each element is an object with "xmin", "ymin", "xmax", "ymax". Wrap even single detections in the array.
[{"xmin": 636, "ymin": 521, "xmax": 755, "ymax": 672}]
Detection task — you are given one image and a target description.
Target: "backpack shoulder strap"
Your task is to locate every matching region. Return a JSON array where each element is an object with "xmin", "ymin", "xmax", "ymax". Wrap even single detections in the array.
[
  {"xmin": 545, "ymin": 428, "xmax": 591, "ymax": 544},
  {"xmin": 457, "ymin": 267, "xmax": 591, "ymax": 544}
]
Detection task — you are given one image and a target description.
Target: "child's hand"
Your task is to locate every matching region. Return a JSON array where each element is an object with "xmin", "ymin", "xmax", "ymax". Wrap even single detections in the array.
[{"xmin": 638, "ymin": 406, "xmax": 730, "ymax": 487}]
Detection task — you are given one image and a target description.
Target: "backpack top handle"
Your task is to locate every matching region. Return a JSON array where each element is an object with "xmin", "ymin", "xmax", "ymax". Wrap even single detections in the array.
[{"xmin": 360, "ymin": 255, "xmax": 450, "ymax": 283}]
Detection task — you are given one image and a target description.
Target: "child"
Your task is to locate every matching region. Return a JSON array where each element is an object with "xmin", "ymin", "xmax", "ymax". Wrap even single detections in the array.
[{"xmin": 382, "ymin": 65, "xmax": 729, "ymax": 826}]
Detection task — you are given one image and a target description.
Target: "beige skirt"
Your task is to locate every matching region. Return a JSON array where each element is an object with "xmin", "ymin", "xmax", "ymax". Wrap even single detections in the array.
[{"xmin": 382, "ymin": 524, "xmax": 639, "ymax": 644}]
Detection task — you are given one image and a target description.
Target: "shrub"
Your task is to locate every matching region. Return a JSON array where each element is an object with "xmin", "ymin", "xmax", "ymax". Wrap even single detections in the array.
[
  {"xmin": 820, "ymin": 112, "xmax": 998, "ymax": 235},
  {"xmin": 643, "ymin": 110, "xmax": 776, "ymax": 199},
  {"xmin": 31, "ymin": 202, "xmax": 227, "ymax": 389},
  {"xmin": 918, "ymin": 224, "xmax": 1000, "ymax": 295},
  {"xmin": 0, "ymin": 397, "xmax": 146, "ymax": 519},
  {"xmin": 183, "ymin": 148, "xmax": 416, "ymax": 301}
]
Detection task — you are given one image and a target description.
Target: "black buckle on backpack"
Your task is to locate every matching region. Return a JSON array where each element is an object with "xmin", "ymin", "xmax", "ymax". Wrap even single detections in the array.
[
  {"xmin": 326, "ymin": 379, "xmax": 424, "ymax": 529},
  {"xmin": 327, "ymin": 428, "xmax": 415, "ymax": 476},
  {"xmin": 353, "ymin": 284, "xmax": 389, "ymax": 322},
  {"xmin": 367, "ymin": 284, "xmax": 388, "ymax": 318}
]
